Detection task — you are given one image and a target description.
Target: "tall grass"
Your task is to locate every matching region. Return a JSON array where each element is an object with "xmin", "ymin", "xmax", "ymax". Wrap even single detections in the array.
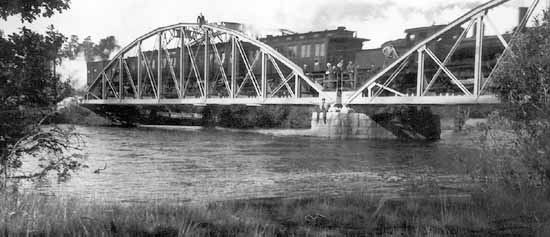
[{"xmin": 1, "ymin": 188, "xmax": 549, "ymax": 236}]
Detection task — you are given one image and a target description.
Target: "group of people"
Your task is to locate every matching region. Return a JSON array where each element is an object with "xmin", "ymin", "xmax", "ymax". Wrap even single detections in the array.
[
  {"xmin": 324, "ymin": 60, "xmax": 356, "ymax": 81},
  {"xmin": 303, "ymin": 60, "xmax": 356, "ymax": 90}
]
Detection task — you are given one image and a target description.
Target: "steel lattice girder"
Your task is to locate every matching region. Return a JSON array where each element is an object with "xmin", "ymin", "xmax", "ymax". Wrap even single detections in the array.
[
  {"xmin": 85, "ymin": 23, "xmax": 328, "ymax": 104},
  {"xmin": 345, "ymin": 0, "xmax": 540, "ymax": 105}
]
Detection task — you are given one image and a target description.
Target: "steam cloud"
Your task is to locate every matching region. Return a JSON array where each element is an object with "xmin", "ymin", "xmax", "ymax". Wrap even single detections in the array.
[
  {"xmin": 266, "ymin": 0, "xmax": 525, "ymax": 48},
  {"xmin": 58, "ymin": 53, "xmax": 88, "ymax": 89}
]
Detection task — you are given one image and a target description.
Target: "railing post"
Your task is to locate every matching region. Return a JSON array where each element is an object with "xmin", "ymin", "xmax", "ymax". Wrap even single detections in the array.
[
  {"xmin": 474, "ymin": 13, "xmax": 485, "ymax": 96},
  {"xmin": 417, "ymin": 47, "xmax": 425, "ymax": 96}
]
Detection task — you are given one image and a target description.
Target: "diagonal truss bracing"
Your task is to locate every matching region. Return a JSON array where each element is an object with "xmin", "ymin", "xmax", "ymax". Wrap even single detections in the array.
[
  {"xmin": 85, "ymin": 22, "xmax": 326, "ymax": 104},
  {"xmin": 345, "ymin": 0, "xmax": 541, "ymax": 105}
]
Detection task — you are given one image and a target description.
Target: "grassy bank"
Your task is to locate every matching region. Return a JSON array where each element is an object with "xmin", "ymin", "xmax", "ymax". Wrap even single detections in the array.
[{"xmin": 1, "ymin": 186, "xmax": 549, "ymax": 236}]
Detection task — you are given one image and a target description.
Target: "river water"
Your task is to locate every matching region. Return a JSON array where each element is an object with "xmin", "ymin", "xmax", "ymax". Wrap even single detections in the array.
[{"xmin": 27, "ymin": 126, "xmax": 481, "ymax": 203}]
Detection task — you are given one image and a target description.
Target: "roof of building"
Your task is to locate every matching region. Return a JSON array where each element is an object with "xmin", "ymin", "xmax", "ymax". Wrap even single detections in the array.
[
  {"xmin": 261, "ymin": 26, "xmax": 369, "ymax": 42},
  {"xmin": 404, "ymin": 24, "xmax": 448, "ymax": 34}
]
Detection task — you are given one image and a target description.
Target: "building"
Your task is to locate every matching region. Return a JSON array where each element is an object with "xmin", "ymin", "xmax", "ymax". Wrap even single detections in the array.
[{"xmin": 260, "ymin": 27, "xmax": 368, "ymax": 72}]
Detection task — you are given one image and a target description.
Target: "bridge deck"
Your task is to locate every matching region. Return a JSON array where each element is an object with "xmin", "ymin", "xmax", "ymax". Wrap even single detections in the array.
[{"xmin": 81, "ymin": 95, "xmax": 499, "ymax": 106}]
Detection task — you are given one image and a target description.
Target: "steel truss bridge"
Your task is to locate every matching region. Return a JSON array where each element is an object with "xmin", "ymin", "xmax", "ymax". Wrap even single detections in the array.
[{"xmin": 83, "ymin": 0, "xmax": 540, "ymax": 107}]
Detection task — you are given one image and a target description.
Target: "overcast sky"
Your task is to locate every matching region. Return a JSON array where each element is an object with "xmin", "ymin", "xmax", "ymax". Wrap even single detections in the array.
[{"xmin": 1, "ymin": 0, "xmax": 545, "ymax": 88}]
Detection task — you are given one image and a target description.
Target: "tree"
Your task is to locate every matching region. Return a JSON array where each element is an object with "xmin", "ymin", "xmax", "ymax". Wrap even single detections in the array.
[
  {"xmin": 490, "ymin": 9, "xmax": 550, "ymax": 188},
  {"xmin": 59, "ymin": 35, "xmax": 120, "ymax": 62},
  {"xmin": 0, "ymin": 0, "xmax": 70, "ymax": 23},
  {"xmin": 1, "ymin": 0, "xmax": 84, "ymax": 189},
  {"xmin": 95, "ymin": 35, "xmax": 119, "ymax": 60}
]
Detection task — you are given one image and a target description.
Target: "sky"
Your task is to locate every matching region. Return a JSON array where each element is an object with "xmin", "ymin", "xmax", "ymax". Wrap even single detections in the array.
[{"xmin": 1, "ymin": 0, "xmax": 546, "ymax": 88}]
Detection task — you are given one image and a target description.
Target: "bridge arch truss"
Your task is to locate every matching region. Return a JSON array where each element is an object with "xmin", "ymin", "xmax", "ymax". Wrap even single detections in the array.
[
  {"xmin": 345, "ymin": 0, "xmax": 541, "ymax": 105},
  {"xmin": 84, "ymin": 23, "xmax": 328, "ymax": 105}
]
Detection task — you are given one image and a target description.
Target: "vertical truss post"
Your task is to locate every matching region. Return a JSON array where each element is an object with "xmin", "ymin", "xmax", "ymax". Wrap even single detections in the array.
[
  {"xmin": 261, "ymin": 51, "xmax": 267, "ymax": 99},
  {"xmin": 180, "ymin": 27, "xmax": 185, "ymax": 98},
  {"xmin": 204, "ymin": 29, "xmax": 209, "ymax": 100},
  {"xmin": 416, "ymin": 47, "xmax": 425, "ymax": 96},
  {"xmin": 474, "ymin": 13, "xmax": 485, "ymax": 96},
  {"xmin": 231, "ymin": 37, "xmax": 237, "ymax": 99},
  {"xmin": 157, "ymin": 32, "xmax": 163, "ymax": 100},
  {"xmin": 119, "ymin": 56, "xmax": 124, "ymax": 100},
  {"xmin": 294, "ymin": 74, "xmax": 301, "ymax": 99},
  {"xmin": 137, "ymin": 41, "xmax": 142, "ymax": 99},
  {"xmin": 102, "ymin": 74, "xmax": 106, "ymax": 99}
]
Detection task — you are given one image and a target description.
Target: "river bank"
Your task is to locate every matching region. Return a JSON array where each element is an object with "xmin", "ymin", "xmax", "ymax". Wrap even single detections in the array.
[{"xmin": 2, "ymin": 185, "xmax": 549, "ymax": 236}]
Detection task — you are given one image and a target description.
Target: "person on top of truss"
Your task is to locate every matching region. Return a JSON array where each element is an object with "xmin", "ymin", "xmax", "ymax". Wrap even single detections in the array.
[{"xmin": 197, "ymin": 13, "xmax": 206, "ymax": 27}]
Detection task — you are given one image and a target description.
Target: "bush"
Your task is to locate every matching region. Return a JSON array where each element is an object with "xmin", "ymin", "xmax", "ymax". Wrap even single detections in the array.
[{"xmin": 489, "ymin": 9, "xmax": 550, "ymax": 188}]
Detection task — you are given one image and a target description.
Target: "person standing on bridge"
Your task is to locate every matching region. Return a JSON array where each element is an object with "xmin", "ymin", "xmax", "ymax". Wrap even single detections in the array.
[
  {"xmin": 346, "ymin": 61, "xmax": 354, "ymax": 79},
  {"xmin": 197, "ymin": 13, "xmax": 206, "ymax": 27},
  {"xmin": 303, "ymin": 64, "xmax": 310, "ymax": 76},
  {"xmin": 317, "ymin": 98, "xmax": 328, "ymax": 124},
  {"xmin": 325, "ymin": 63, "xmax": 332, "ymax": 89},
  {"xmin": 313, "ymin": 60, "xmax": 320, "ymax": 72}
]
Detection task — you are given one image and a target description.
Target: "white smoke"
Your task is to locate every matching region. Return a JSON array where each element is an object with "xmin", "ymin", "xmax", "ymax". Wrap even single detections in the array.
[
  {"xmin": 58, "ymin": 53, "xmax": 88, "ymax": 89},
  {"xmin": 240, "ymin": 0, "xmax": 534, "ymax": 49}
]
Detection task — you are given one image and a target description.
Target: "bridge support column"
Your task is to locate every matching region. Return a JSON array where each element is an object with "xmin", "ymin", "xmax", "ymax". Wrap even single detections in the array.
[
  {"xmin": 310, "ymin": 111, "xmax": 395, "ymax": 139},
  {"xmin": 311, "ymin": 106, "xmax": 441, "ymax": 140}
]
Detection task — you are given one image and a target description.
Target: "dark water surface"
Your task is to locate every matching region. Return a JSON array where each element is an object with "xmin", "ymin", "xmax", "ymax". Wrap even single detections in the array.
[{"xmin": 28, "ymin": 126, "xmax": 480, "ymax": 203}]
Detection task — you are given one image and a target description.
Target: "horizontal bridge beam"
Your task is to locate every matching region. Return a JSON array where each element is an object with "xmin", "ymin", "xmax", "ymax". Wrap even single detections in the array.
[
  {"xmin": 348, "ymin": 95, "xmax": 499, "ymax": 105},
  {"xmin": 81, "ymin": 95, "xmax": 499, "ymax": 106}
]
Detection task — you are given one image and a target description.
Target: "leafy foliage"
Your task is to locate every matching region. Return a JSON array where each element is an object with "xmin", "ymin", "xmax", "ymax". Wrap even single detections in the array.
[
  {"xmin": 1, "ymin": 3, "xmax": 85, "ymax": 187},
  {"xmin": 0, "ymin": 26, "xmax": 67, "ymax": 106},
  {"xmin": 489, "ymin": 9, "xmax": 550, "ymax": 188},
  {"xmin": 493, "ymin": 10, "xmax": 550, "ymax": 122},
  {"xmin": 0, "ymin": 0, "xmax": 70, "ymax": 23},
  {"xmin": 61, "ymin": 35, "xmax": 120, "ymax": 62}
]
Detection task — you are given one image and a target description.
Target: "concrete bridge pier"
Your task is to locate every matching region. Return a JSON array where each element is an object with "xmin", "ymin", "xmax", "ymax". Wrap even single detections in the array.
[
  {"xmin": 310, "ymin": 107, "xmax": 396, "ymax": 139},
  {"xmin": 310, "ymin": 106, "xmax": 442, "ymax": 140}
]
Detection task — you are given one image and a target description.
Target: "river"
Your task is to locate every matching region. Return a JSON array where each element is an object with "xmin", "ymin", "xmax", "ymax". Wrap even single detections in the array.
[{"xmin": 26, "ymin": 126, "xmax": 482, "ymax": 204}]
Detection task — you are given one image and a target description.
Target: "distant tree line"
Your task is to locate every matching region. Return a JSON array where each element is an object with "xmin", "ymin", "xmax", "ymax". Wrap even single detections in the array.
[{"xmin": 62, "ymin": 35, "xmax": 120, "ymax": 62}]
